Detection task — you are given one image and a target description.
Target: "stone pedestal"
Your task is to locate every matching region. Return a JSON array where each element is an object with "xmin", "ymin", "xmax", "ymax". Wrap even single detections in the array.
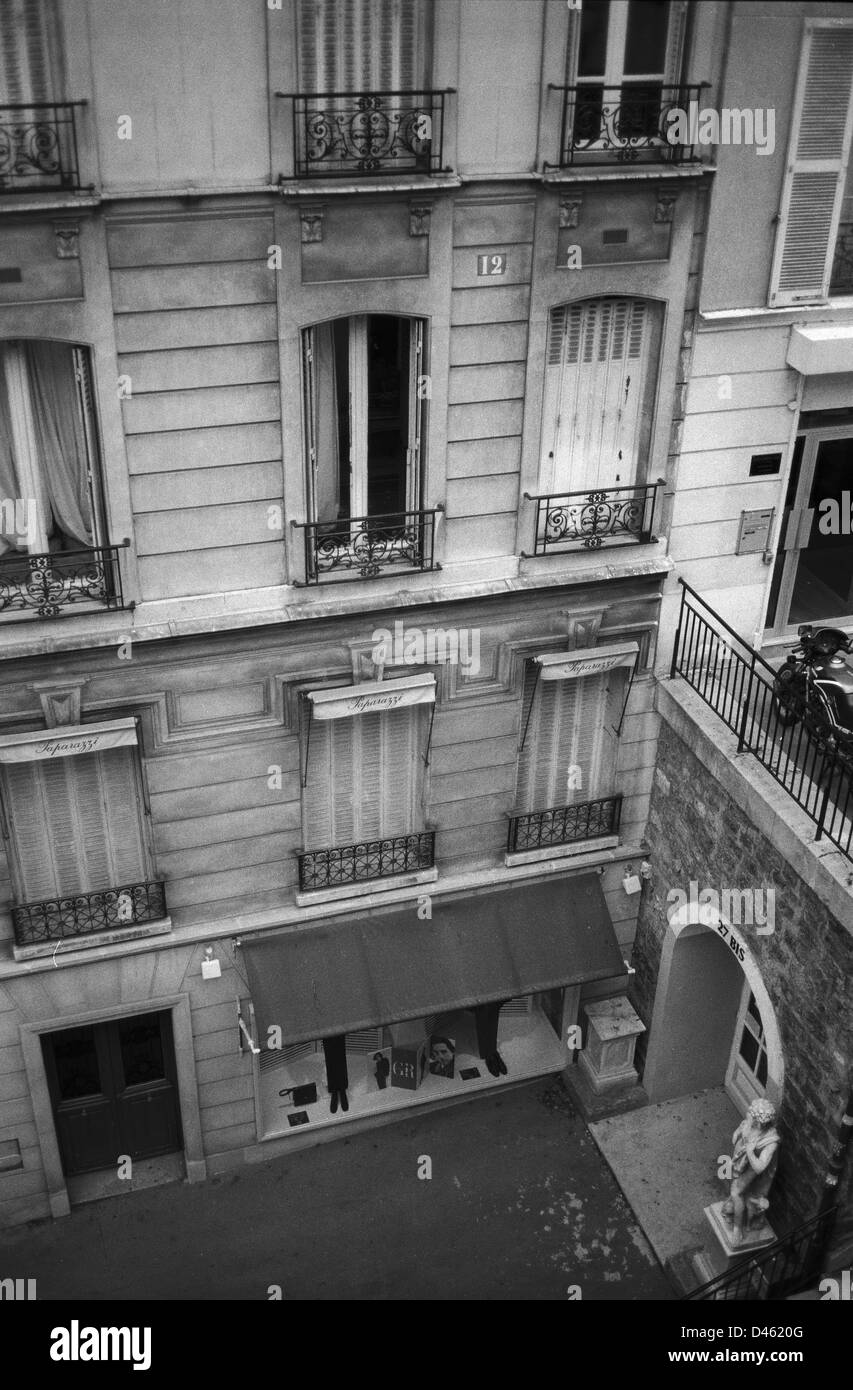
[
  {"xmin": 704, "ymin": 1199, "xmax": 777, "ymax": 1257},
  {"xmin": 578, "ymin": 996, "xmax": 646, "ymax": 1095}
]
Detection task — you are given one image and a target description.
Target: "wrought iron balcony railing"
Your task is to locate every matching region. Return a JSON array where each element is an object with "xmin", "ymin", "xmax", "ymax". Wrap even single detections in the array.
[
  {"xmin": 0, "ymin": 542, "xmax": 130, "ymax": 620},
  {"xmin": 547, "ymin": 83, "xmax": 707, "ymax": 167},
  {"xmin": 507, "ymin": 795, "xmax": 622, "ymax": 854},
  {"xmin": 526, "ymin": 482, "xmax": 661, "ymax": 557},
  {"xmin": 672, "ymin": 580, "xmax": 853, "ymax": 864},
  {"xmin": 684, "ymin": 1207, "xmax": 837, "ymax": 1301},
  {"xmin": 295, "ymin": 508, "xmax": 440, "ymax": 583},
  {"xmin": 830, "ymin": 220, "xmax": 853, "ymax": 296},
  {"xmin": 0, "ymin": 102, "xmax": 85, "ymax": 192},
  {"xmin": 278, "ymin": 88, "xmax": 453, "ymax": 178},
  {"xmin": 298, "ymin": 831, "xmax": 435, "ymax": 892},
  {"xmin": 12, "ymin": 880, "xmax": 167, "ymax": 948}
]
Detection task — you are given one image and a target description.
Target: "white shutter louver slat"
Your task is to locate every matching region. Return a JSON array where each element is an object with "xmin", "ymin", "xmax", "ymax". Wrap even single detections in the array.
[{"xmin": 770, "ymin": 26, "xmax": 853, "ymax": 305}]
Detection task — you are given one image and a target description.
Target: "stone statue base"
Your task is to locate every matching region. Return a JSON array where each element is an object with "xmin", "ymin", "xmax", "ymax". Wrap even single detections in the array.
[{"xmin": 704, "ymin": 1200, "xmax": 776, "ymax": 1258}]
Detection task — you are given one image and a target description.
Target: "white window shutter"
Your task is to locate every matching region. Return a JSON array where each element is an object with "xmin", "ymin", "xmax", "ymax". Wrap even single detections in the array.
[
  {"xmin": 516, "ymin": 668, "xmax": 616, "ymax": 814},
  {"xmin": 304, "ymin": 717, "xmax": 333, "ymax": 849},
  {"xmin": 297, "ymin": 0, "xmax": 427, "ymax": 91},
  {"xmin": 379, "ymin": 705, "xmax": 418, "ymax": 837},
  {"xmin": 97, "ymin": 747, "xmax": 149, "ymax": 886},
  {"xmin": 355, "ymin": 712, "xmax": 383, "ymax": 839},
  {"xmin": 0, "ymin": 0, "xmax": 57, "ymax": 103},
  {"xmin": 769, "ymin": 23, "xmax": 853, "ymax": 306},
  {"xmin": 664, "ymin": 1, "xmax": 688, "ymax": 87},
  {"xmin": 303, "ymin": 705, "xmax": 420, "ymax": 850},
  {"xmin": 1, "ymin": 763, "xmax": 61, "ymax": 900}
]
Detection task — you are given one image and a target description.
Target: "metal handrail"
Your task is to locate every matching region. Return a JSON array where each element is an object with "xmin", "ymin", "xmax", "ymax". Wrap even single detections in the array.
[
  {"xmin": 0, "ymin": 541, "xmax": 131, "ymax": 620},
  {"xmin": 683, "ymin": 1207, "xmax": 838, "ymax": 1301},
  {"xmin": 12, "ymin": 879, "xmax": 167, "ymax": 946}
]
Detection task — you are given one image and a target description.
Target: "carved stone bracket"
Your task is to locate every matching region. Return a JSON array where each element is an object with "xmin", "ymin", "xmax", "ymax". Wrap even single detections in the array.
[
  {"xmin": 654, "ymin": 191, "xmax": 678, "ymax": 225},
  {"xmin": 559, "ymin": 195, "xmax": 582, "ymax": 229},
  {"xmin": 299, "ymin": 205, "xmax": 325, "ymax": 243},
  {"xmin": 560, "ymin": 608, "xmax": 605, "ymax": 650},
  {"xmin": 52, "ymin": 220, "xmax": 80, "ymax": 259},
  {"xmin": 409, "ymin": 202, "xmax": 432, "ymax": 237},
  {"xmin": 30, "ymin": 680, "xmax": 86, "ymax": 728}
]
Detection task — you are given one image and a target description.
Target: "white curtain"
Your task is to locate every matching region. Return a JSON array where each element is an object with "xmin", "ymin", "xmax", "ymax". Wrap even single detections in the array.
[
  {"xmin": 25, "ymin": 340, "xmax": 94, "ymax": 548},
  {"xmin": 313, "ymin": 321, "xmax": 341, "ymax": 523},
  {"xmin": 0, "ymin": 367, "xmax": 22, "ymax": 557}
]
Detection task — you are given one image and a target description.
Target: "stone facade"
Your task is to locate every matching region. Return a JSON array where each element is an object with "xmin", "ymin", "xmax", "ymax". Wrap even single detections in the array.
[{"xmin": 630, "ymin": 698, "xmax": 853, "ymax": 1246}]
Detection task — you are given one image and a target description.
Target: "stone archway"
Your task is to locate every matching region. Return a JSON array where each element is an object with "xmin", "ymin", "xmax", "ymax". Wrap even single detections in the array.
[{"xmin": 642, "ymin": 901, "xmax": 784, "ymax": 1111}]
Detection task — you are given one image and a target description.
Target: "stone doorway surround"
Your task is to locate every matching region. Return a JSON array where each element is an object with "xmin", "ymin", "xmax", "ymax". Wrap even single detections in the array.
[{"xmin": 18, "ymin": 994, "xmax": 205, "ymax": 1218}]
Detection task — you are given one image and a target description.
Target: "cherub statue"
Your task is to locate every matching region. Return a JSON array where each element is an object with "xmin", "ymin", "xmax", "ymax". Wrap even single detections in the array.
[{"xmin": 723, "ymin": 1098, "xmax": 780, "ymax": 1245}]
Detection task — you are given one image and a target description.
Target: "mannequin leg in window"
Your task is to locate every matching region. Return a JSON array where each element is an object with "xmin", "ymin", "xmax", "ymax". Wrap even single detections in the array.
[
  {"xmin": 473, "ymin": 1001, "xmax": 510, "ymax": 1077},
  {"xmin": 322, "ymin": 1034, "xmax": 349, "ymax": 1114}
]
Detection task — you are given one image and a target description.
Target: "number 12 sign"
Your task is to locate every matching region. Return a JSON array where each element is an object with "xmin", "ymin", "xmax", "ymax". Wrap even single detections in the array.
[{"xmin": 477, "ymin": 253, "xmax": 507, "ymax": 276}]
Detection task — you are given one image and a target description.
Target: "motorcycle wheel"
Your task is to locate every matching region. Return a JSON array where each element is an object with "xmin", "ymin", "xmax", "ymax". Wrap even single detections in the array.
[{"xmin": 772, "ymin": 666, "xmax": 807, "ymax": 727}]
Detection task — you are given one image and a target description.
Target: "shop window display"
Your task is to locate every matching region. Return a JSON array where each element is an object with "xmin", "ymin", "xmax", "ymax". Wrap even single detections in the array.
[{"xmin": 260, "ymin": 991, "xmax": 568, "ymax": 1137}]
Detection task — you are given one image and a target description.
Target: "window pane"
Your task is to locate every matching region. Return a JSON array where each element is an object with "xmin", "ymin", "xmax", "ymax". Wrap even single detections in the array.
[
  {"xmin": 738, "ymin": 1026, "xmax": 759, "ymax": 1072},
  {"xmin": 50, "ymin": 1027, "xmax": 101, "ymax": 1100},
  {"xmin": 118, "ymin": 1016, "xmax": 166, "ymax": 1087},
  {"xmin": 577, "ymin": 1, "xmax": 609, "ymax": 77},
  {"xmin": 624, "ymin": 0, "xmax": 669, "ymax": 76},
  {"xmin": 757, "ymin": 1050, "xmax": 768, "ymax": 1086}
]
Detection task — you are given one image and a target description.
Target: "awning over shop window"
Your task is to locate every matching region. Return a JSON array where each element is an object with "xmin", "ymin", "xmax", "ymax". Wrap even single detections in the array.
[
  {"xmin": 239, "ymin": 873, "xmax": 624, "ymax": 1047},
  {"xmin": 534, "ymin": 642, "xmax": 639, "ymax": 681},
  {"xmin": 0, "ymin": 717, "xmax": 139, "ymax": 763},
  {"xmin": 307, "ymin": 673, "xmax": 435, "ymax": 720}
]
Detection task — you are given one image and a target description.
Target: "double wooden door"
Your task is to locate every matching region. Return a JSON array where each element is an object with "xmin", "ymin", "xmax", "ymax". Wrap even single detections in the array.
[{"xmin": 43, "ymin": 1011, "xmax": 182, "ymax": 1177}]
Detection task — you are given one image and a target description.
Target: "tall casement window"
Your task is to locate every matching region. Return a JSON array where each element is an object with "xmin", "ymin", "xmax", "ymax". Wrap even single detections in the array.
[
  {"xmin": 516, "ymin": 668, "xmax": 618, "ymax": 815},
  {"xmin": 567, "ymin": 0, "xmax": 686, "ymax": 149},
  {"xmin": 539, "ymin": 298, "xmax": 660, "ymax": 495},
  {"xmin": 0, "ymin": 341, "xmax": 105, "ymax": 557},
  {"xmin": 0, "ymin": 720, "xmax": 165, "ymax": 947},
  {"xmin": 0, "ymin": 0, "xmax": 62, "ymax": 103},
  {"xmin": 303, "ymin": 706, "xmax": 423, "ymax": 850},
  {"xmin": 769, "ymin": 21, "xmax": 853, "ymax": 306},
  {"xmin": 297, "ymin": 0, "xmax": 430, "ymax": 92},
  {"xmin": 302, "ymin": 315, "xmax": 426, "ymax": 524}
]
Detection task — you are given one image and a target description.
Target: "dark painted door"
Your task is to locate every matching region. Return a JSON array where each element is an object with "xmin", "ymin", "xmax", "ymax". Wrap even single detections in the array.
[{"xmin": 43, "ymin": 1012, "xmax": 182, "ymax": 1176}]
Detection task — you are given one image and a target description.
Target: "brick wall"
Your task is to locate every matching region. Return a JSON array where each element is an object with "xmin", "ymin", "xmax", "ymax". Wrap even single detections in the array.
[{"xmin": 630, "ymin": 714, "xmax": 853, "ymax": 1245}]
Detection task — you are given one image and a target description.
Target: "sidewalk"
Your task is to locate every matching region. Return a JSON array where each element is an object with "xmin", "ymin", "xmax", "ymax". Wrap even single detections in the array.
[{"xmin": 3, "ymin": 1079, "xmax": 672, "ymax": 1301}]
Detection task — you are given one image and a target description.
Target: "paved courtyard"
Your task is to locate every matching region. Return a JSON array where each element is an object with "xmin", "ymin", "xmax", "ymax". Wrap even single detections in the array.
[{"xmin": 5, "ymin": 1079, "xmax": 672, "ymax": 1301}]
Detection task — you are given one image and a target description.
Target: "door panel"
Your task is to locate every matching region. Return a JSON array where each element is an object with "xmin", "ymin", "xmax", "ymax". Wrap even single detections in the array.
[
  {"xmin": 767, "ymin": 428, "xmax": 853, "ymax": 633},
  {"xmin": 726, "ymin": 984, "xmax": 768, "ymax": 1115},
  {"xmin": 43, "ymin": 1012, "xmax": 182, "ymax": 1177}
]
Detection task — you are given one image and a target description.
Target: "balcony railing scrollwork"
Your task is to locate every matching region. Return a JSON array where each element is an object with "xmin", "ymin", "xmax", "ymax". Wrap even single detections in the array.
[
  {"xmin": 526, "ymin": 482, "xmax": 661, "ymax": 557},
  {"xmin": 12, "ymin": 880, "xmax": 168, "ymax": 948},
  {"xmin": 0, "ymin": 542, "xmax": 131, "ymax": 620},
  {"xmin": 295, "ymin": 508, "xmax": 440, "ymax": 584},
  {"xmin": 0, "ymin": 102, "xmax": 86, "ymax": 192},
  {"xmin": 507, "ymin": 796, "xmax": 623, "ymax": 854},
  {"xmin": 278, "ymin": 89, "xmax": 453, "ymax": 178},
  {"xmin": 547, "ymin": 83, "xmax": 707, "ymax": 167},
  {"xmin": 298, "ymin": 831, "xmax": 436, "ymax": 892}
]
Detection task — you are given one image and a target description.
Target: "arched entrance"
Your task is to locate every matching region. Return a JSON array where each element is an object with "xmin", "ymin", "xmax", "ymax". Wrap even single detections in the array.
[{"xmin": 642, "ymin": 902, "xmax": 784, "ymax": 1114}]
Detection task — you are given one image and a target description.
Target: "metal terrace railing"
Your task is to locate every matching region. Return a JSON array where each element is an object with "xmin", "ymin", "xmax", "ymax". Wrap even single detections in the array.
[
  {"xmin": 683, "ymin": 1207, "xmax": 838, "ymax": 1301},
  {"xmin": 507, "ymin": 795, "xmax": 623, "ymax": 854},
  {"xmin": 298, "ymin": 831, "xmax": 436, "ymax": 892},
  {"xmin": 278, "ymin": 89, "xmax": 453, "ymax": 178},
  {"xmin": 0, "ymin": 542, "xmax": 130, "ymax": 620},
  {"xmin": 547, "ymin": 83, "xmax": 707, "ymax": 167},
  {"xmin": 295, "ymin": 508, "xmax": 440, "ymax": 583},
  {"xmin": 671, "ymin": 580, "xmax": 853, "ymax": 864},
  {"xmin": 0, "ymin": 102, "xmax": 85, "ymax": 192},
  {"xmin": 12, "ymin": 880, "xmax": 168, "ymax": 947},
  {"xmin": 526, "ymin": 482, "xmax": 661, "ymax": 556}
]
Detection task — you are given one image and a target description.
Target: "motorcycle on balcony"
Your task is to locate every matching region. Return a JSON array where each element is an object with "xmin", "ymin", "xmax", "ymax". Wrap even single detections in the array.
[{"xmin": 771, "ymin": 624, "xmax": 853, "ymax": 770}]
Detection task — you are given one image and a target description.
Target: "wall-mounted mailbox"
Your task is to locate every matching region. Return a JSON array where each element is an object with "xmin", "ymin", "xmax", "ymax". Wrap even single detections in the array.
[{"xmin": 736, "ymin": 507, "xmax": 775, "ymax": 558}]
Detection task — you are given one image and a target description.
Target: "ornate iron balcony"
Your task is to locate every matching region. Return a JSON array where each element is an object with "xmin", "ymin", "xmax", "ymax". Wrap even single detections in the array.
[
  {"xmin": 0, "ymin": 543, "xmax": 130, "ymax": 620},
  {"xmin": 12, "ymin": 880, "xmax": 167, "ymax": 947},
  {"xmin": 298, "ymin": 831, "xmax": 436, "ymax": 892},
  {"xmin": 830, "ymin": 220, "xmax": 853, "ymax": 296},
  {"xmin": 507, "ymin": 796, "xmax": 623, "ymax": 854},
  {"xmin": 548, "ymin": 83, "xmax": 707, "ymax": 166},
  {"xmin": 526, "ymin": 482, "xmax": 660, "ymax": 556},
  {"xmin": 278, "ymin": 89, "xmax": 452, "ymax": 178},
  {"xmin": 0, "ymin": 102, "xmax": 85, "ymax": 192},
  {"xmin": 296, "ymin": 508, "xmax": 440, "ymax": 583}
]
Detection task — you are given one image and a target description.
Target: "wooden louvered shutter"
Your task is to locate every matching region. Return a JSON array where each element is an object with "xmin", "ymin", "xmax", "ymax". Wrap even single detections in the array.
[
  {"xmin": 64, "ymin": 753, "xmax": 113, "ymax": 892},
  {"xmin": 379, "ymin": 706, "xmax": 418, "ymax": 837},
  {"xmin": 517, "ymin": 668, "xmax": 615, "ymax": 813},
  {"xmin": 2, "ymin": 762, "xmax": 62, "ymax": 901},
  {"xmin": 304, "ymin": 717, "xmax": 334, "ymax": 849},
  {"xmin": 98, "ymin": 747, "xmax": 148, "ymax": 886},
  {"xmin": 0, "ymin": 0, "xmax": 57, "ymax": 103},
  {"xmin": 769, "ymin": 23, "xmax": 853, "ymax": 307}
]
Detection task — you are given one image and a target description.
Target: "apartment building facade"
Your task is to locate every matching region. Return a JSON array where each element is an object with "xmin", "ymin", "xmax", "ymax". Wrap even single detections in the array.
[{"xmin": 0, "ymin": 0, "xmax": 730, "ymax": 1227}]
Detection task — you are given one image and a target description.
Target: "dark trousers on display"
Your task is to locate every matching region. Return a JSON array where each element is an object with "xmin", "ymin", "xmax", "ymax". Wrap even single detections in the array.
[
  {"xmin": 322, "ymin": 1035, "xmax": 349, "ymax": 1111},
  {"xmin": 473, "ymin": 1001, "xmax": 509, "ymax": 1059}
]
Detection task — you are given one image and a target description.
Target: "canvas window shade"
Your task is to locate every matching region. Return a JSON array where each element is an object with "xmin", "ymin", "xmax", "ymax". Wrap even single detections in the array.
[
  {"xmin": 541, "ymin": 299, "xmax": 652, "ymax": 494},
  {"xmin": 1, "ymin": 747, "xmax": 149, "ymax": 903},
  {"xmin": 297, "ymin": 0, "xmax": 427, "ymax": 91},
  {"xmin": 304, "ymin": 706, "xmax": 420, "ymax": 849},
  {"xmin": 769, "ymin": 23, "xmax": 853, "ymax": 306},
  {"xmin": 516, "ymin": 666, "xmax": 617, "ymax": 813}
]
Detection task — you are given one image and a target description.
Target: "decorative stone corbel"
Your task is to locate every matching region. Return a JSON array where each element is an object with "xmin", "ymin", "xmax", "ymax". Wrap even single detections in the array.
[
  {"xmin": 299, "ymin": 205, "xmax": 325, "ymax": 243},
  {"xmin": 52, "ymin": 220, "xmax": 80, "ymax": 259},
  {"xmin": 409, "ymin": 202, "xmax": 432, "ymax": 237},
  {"xmin": 559, "ymin": 195, "xmax": 582, "ymax": 229},
  {"xmin": 654, "ymin": 190, "xmax": 678, "ymax": 224},
  {"xmin": 30, "ymin": 680, "xmax": 87, "ymax": 727},
  {"xmin": 561, "ymin": 609, "xmax": 605, "ymax": 650}
]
